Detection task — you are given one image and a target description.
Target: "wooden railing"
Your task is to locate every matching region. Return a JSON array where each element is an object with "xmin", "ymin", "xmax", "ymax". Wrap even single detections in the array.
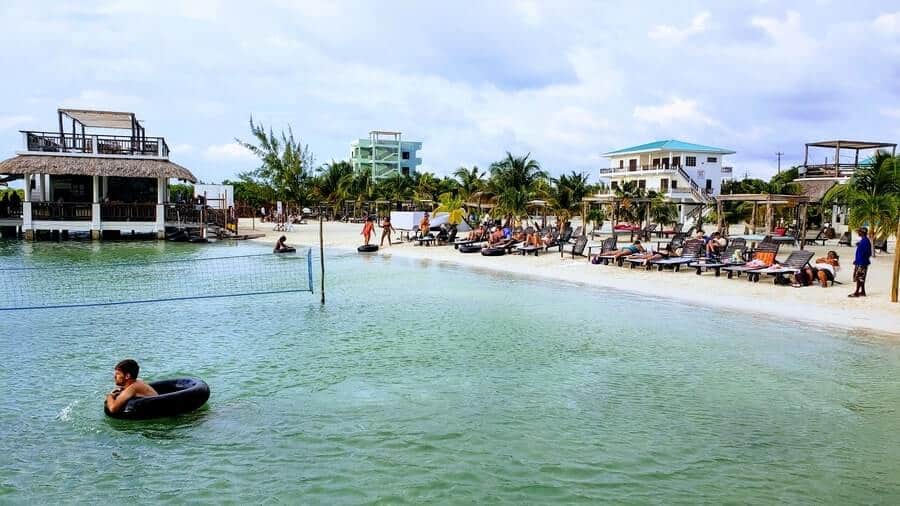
[
  {"xmin": 800, "ymin": 164, "xmax": 863, "ymax": 178},
  {"xmin": 24, "ymin": 131, "xmax": 169, "ymax": 158},
  {"xmin": 0, "ymin": 202, "xmax": 23, "ymax": 219},
  {"xmin": 100, "ymin": 203, "xmax": 157, "ymax": 222},
  {"xmin": 31, "ymin": 202, "xmax": 92, "ymax": 221}
]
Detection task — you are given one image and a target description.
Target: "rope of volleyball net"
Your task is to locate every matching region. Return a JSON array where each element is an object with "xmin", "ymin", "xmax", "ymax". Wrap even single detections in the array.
[{"xmin": 0, "ymin": 251, "xmax": 314, "ymax": 311}]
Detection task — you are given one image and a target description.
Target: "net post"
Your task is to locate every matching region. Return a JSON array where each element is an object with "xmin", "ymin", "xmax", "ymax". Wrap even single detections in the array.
[{"xmin": 307, "ymin": 248, "xmax": 313, "ymax": 293}]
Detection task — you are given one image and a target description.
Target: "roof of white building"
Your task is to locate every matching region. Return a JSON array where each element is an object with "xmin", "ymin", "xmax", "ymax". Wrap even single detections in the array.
[{"xmin": 604, "ymin": 140, "xmax": 735, "ymax": 156}]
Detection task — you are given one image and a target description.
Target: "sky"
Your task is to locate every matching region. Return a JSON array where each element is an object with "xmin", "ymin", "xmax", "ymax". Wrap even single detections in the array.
[{"xmin": 1, "ymin": 1, "xmax": 899, "ymax": 184}]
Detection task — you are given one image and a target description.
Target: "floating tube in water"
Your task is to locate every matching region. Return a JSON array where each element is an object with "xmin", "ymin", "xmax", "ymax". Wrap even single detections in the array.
[
  {"xmin": 481, "ymin": 247, "xmax": 506, "ymax": 257},
  {"xmin": 104, "ymin": 378, "xmax": 210, "ymax": 420},
  {"xmin": 459, "ymin": 244, "xmax": 481, "ymax": 253},
  {"xmin": 274, "ymin": 247, "xmax": 296, "ymax": 254},
  {"xmin": 358, "ymin": 244, "xmax": 379, "ymax": 253}
]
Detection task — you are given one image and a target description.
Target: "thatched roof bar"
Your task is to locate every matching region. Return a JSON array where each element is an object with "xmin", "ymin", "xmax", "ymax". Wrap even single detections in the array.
[{"xmin": 0, "ymin": 155, "xmax": 197, "ymax": 182}]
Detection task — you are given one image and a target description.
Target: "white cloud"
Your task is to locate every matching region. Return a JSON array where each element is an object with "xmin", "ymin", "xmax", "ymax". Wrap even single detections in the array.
[
  {"xmin": 874, "ymin": 12, "xmax": 900, "ymax": 34},
  {"xmin": 203, "ymin": 142, "xmax": 256, "ymax": 161},
  {"xmin": 750, "ymin": 10, "xmax": 800, "ymax": 39},
  {"xmin": 61, "ymin": 90, "xmax": 145, "ymax": 112},
  {"xmin": 648, "ymin": 11, "xmax": 710, "ymax": 43},
  {"xmin": 515, "ymin": 0, "xmax": 541, "ymax": 26},
  {"xmin": 633, "ymin": 98, "xmax": 718, "ymax": 126},
  {"xmin": 881, "ymin": 107, "xmax": 900, "ymax": 118},
  {"xmin": 0, "ymin": 115, "xmax": 33, "ymax": 129},
  {"xmin": 169, "ymin": 143, "xmax": 194, "ymax": 155}
]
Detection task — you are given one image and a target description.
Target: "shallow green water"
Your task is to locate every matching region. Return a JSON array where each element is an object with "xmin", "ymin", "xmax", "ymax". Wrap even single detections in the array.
[{"xmin": 1, "ymin": 240, "xmax": 899, "ymax": 504}]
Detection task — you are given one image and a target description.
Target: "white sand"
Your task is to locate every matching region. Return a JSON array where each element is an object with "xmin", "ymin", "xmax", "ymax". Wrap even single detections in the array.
[{"xmin": 242, "ymin": 219, "xmax": 900, "ymax": 339}]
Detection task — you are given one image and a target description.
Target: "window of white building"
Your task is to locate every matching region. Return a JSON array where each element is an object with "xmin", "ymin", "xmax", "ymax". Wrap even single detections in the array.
[
  {"xmin": 686, "ymin": 156, "xmax": 697, "ymax": 167},
  {"xmin": 707, "ymin": 156, "xmax": 717, "ymax": 163}
]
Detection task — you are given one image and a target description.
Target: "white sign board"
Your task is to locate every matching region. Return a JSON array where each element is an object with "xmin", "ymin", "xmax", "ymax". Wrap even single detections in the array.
[
  {"xmin": 194, "ymin": 184, "xmax": 234, "ymax": 209},
  {"xmin": 390, "ymin": 211, "xmax": 426, "ymax": 231}
]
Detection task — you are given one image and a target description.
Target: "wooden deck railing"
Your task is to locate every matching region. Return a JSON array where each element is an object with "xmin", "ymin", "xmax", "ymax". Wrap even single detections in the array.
[
  {"xmin": 31, "ymin": 202, "xmax": 93, "ymax": 221},
  {"xmin": 24, "ymin": 131, "xmax": 169, "ymax": 158},
  {"xmin": 100, "ymin": 203, "xmax": 157, "ymax": 222}
]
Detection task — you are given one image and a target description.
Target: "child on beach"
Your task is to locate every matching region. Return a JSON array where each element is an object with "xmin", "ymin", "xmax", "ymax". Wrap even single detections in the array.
[{"xmin": 361, "ymin": 216, "xmax": 375, "ymax": 245}]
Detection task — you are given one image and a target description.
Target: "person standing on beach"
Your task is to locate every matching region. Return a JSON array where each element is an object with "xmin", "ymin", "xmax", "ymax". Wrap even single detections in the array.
[
  {"xmin": 361, "ymin": 216, "xmax": 376, "ymax": 246},
  {"xmin": 380, "ymin": 216, "xmax": 394, "ymax": 247},
  {"xmin": 849, "ymin": 227, "xmax": 872, "ymax": 297}
]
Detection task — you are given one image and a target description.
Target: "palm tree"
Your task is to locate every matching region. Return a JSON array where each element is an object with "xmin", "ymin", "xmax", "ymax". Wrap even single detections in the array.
[
  {"xmin": 313, "ymin": 160, "xmax": 353, "ymax": 217},
  {"xmin": 488, "ymin": 152, "xmax": 547, "ymax": 194},
  {"xmin": 549, "ymin": 171, "xmax": 589, "ymax": 226},
  {"xmin": 379, "ymin": 173, "xmax": 415, "ymax": 203},
  {"xmin": 824, "ymin": 152, "xmax": 900, "ymax": 242},
  {"xmin": 434, "ymin": 192, "xmax": 467, "ymax": 225},
  {"xmin": 453, "ymin": 165, "xmax": 485, "ymax": 199},
  {"xmin": 236, "ymin": 117, "xmax": 313, "ymax": 205},
  {"xmin": 488, "ymin": 153, "xmax": 548, "ymax": 221}
]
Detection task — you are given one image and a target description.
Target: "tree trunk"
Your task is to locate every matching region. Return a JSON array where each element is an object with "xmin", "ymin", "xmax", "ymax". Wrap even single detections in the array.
[{"xmin": 892, "ymin": 217, "xmax": 899, "ymax": 303}]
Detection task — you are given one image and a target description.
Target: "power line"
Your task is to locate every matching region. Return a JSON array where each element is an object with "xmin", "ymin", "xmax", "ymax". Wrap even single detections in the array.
[{"xmin": 775, "ymin": 152, "xmax": 784, "ymax": 174}]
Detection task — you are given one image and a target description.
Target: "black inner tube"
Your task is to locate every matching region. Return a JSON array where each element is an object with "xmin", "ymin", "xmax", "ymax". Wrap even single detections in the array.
[
  {"xmin": 104, "ymin": 378, "xmax": 210, "ymax": 420},
  {"xmin": 481, "ymin": 247, "xmax": 506, "ymax": 256},
  {"xmin": 358, "ymin": 244, "xmax": 379, "ymax": 252},
  {"xmin": 459, "ymin": 244, "xmax": 481, "ymax": 253},
  {"xmin": 274, "ymin": 247, "xmax": 296, "ymax": 254}
]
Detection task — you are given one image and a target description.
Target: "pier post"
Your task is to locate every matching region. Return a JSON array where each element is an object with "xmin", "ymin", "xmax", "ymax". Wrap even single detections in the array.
[
  {"xmin": 23, "ymin": 173, "xmax": 33, "ymax": 240},
  {"xmin": 91, "ymin": 175, "xmax": 101, "ymax": 240}
]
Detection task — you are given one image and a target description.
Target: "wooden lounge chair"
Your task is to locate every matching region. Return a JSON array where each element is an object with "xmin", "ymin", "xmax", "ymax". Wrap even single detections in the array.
[
  {"xmin": 587, "ymin": 236, "xmax": 616, "ymax": 262},
  {"xmin": 722, "ymin": 242, "xmax": 780, "ymax": 280},
  {"xmin": 659, "ymin": 222, "xmax": 683, "ymax": 238},
  {"xmin": 453, "ymin": 231, "xmax": 485, "ymax": 249},
  {"xmin": 802, "ymin": 229, "xmax": 827, "ymax": 246},
  {"xmin": 649, "ymin": 239, "xmax": 704, "ymax": 271},
  {"xmin": 587, "ymin": 236, "xmax": 618, "ymax": 264},
  {"xmin": 561, "ymin": 235, "xmax": 589, "ymax": 259},
  {"xmin": 756, "ymin": 250, "xmax": 815, "ymax": 284},
  {"xmin": 547, "ymin": 227, "xmax": 574, "ymax": 251},
  {"xmin": 689, "ymin": 238, "xmax": 747, "ymax": 276},
  {"xmin": 838, "ymin": 231, "xmax": 852, "ymax": 246}
]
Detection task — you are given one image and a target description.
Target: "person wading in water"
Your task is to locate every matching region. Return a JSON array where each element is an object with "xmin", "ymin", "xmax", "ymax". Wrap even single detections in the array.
[{"xmin": 105, "ymin": 359, "xmax": 158, "ymax": 414}]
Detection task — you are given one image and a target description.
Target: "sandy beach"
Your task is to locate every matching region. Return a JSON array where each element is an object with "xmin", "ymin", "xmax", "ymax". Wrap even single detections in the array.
[{"xmin": 242, "ymin": 219, "xmax": 900, "ymax": 338}]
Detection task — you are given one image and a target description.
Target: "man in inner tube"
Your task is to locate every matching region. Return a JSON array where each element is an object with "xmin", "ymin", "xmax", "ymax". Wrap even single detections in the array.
[{"xmin": 105, "ymin": 359, "xmax": 158, "ymax": 413}]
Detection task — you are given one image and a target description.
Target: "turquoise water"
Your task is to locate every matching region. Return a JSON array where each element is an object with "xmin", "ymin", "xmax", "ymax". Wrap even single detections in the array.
[{"xmin": 1, "ymin": 240, "xmax": 900, "ymax": 504}]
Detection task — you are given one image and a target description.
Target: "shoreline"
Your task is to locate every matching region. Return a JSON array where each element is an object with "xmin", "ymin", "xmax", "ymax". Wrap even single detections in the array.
[{"xmin": 244, "ymin": 220, "xmax": 900, "ymax": 339}]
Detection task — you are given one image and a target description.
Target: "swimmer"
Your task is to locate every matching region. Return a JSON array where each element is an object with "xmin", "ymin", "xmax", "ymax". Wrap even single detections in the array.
[
  {"xmin": 274, "ymin": 235, "xmax": 291, "ymax": 252},
  {"xmin": 105, "ymin": 359, "xmax": 158, "ymax": 414}
]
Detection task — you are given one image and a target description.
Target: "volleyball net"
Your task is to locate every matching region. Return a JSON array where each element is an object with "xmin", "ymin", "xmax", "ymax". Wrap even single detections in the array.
[{"xmin": 0, "ymin": 251, "xmax": 314, "ymax": 311}]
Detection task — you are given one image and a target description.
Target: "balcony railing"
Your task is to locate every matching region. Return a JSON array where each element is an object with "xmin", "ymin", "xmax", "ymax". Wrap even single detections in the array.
[
  {"xmin": 23, "ymin": 131, "xmax": 169, "ymax": 158},
  {"xmin": 100, "ymin": 203, "xmax": 157, "ymax": 222},
  {"xmin": 0, "ymin": 201, "xmax": 23, "ymax": 219},
  {"xmin": 31, "ymin": 202, "xmax": 93, "ymax": 221},
  {"xmin": 600, "ymin": 164, "xmax": 683, "ymax": 174},
  {"xmin": 800, "ymin": 163, "xmax": 865, "ymax": 178}
]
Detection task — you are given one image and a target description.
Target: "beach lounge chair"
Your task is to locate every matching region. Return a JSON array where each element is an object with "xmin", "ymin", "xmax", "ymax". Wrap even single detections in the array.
[
  {"xmin": 587, "ymin": 236, "xmax": 618, "ymax": 264},
  {"xmin": 561, "ymin": 235, "xmax": 589, "ymax": 259},
  {"xmin": 453, "ymin": 230, "xmax": 485, "ymax": 249},
  {"xmin": 802, "ymin": 229, "xmax": 827, "ymax": 246},
  {"xmin": 722, "ymin": 242, "xmax": 780, "ymax": 280},
  {"xmin": 838, "ymin": 231, "xmax": 852, "ymax": 246},
  {"xmin": 659, "ymin": 222, "xmax": 683, "ymax": 238},
  {"xmin": 689, "ymin": 238, "xmax": 746, "ymax": 276},
  {"xmin": 649, "ymin": 239, "xmax": 704, "ymax": 271},
  {"xmin": 756, "ymin": 250, "xmax": 815, "ymax": 284},
  {"xmin": 874, "ymin": 238, "xmax": 888, "ymax": 253},
  {"xmin": 548, "ymin": 227, "xmax": 574, "ymax": 250},
  {"xmin": 570, "ymin": 226, "xmax": 583, "ymax": 241}
]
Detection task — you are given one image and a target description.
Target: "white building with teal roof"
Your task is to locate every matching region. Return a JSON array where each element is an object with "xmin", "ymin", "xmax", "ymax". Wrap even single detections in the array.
[
  {"xmin": 600, "ymin": 140, "xmax": 735, "ymax": 204},
  {"xmin": 350, "ymin": 131, "xmax": 422, "ymax": 182}
]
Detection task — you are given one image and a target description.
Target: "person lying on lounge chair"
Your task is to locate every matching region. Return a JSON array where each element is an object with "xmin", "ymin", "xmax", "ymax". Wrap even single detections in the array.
[
  {"xmin": 610, "ymin": 240, "xmax": 645, "ymax": 259},
  {"xmin": 511, "ymin": 227, "xmax": 526, "ymax": 242},
  {"xmin": 793, "ymin": 251, "xmax": 840, "ymax": 288},
  {"xmin": 526, "ymin": 230, "xmax": 543, "ymax": 248}
]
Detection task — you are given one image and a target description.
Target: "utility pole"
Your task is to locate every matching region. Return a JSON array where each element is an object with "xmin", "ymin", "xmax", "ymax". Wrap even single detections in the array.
[{"xmin": 775, "ymin": 152, "xmax": 784, "ymax": 174}]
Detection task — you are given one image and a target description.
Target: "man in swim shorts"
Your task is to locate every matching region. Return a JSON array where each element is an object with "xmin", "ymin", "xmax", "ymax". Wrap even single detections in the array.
[{"xmin": 105, "ymin": 359, "xmax": 158, "ymax": 414}]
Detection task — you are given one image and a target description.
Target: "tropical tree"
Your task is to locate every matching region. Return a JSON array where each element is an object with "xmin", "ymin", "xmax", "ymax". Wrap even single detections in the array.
[
  {"xmin": 236, "ymin": 117, "xmax": 314, "ymax": 205},
  {"xmin": 313, "ymin": 160, "xmax": 353, "ymax": 216},
  {"xmin": 453, "ymin": 165, "xmax": 485, "ymax": 199},
  {"xmin": 549, "ymin": 171, "xmax": 590, "ymax": 225},
  {"xmin": 434, "ymin": 192, "xmax": 467, "ymax": 225},
  {"xmin": 488, "ymin": 152, "xmax": 547, "ymax": 220},
  {"xmin": 379, "ymin": 173, "xmax": 415, "ymax": 203},
  {"xmin": 824, "ymin": 152, "xmax": 900, "ymax": 242}
]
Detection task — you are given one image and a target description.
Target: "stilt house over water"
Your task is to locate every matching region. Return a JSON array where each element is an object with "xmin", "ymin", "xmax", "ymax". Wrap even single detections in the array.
[{"xmin": 0, "ymin": 109, "xmax": 197, "ymax": 240}]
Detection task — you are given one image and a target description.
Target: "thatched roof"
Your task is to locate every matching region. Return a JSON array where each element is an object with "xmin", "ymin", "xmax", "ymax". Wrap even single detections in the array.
[
  {"xmin": 0, "ymin": 155, "xmax": 197, "ymax": 182},
  {"xmin": 796, "ymin": 179, "xmax": 837, "ymax": 203}
]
